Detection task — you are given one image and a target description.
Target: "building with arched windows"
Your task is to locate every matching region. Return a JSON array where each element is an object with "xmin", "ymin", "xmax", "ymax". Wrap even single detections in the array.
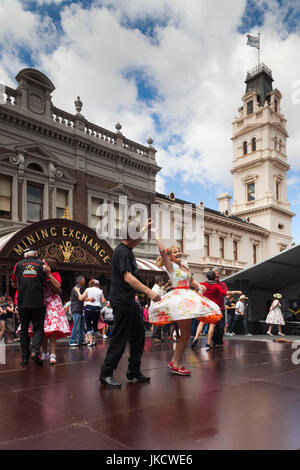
[{"xmin": 0, "ymin": 64, "xmax": 295, "ymax": 308}]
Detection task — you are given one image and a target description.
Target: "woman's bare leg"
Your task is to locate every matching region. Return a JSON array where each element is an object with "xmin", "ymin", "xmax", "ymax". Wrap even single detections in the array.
[
  {"xmin": 207, "ymin": 324, "xmax": 215, "ymax": 346},
  {"xmin": 49, "ymin": 334, "xmax": 57, "ymax": 355},
  {"xmin": 194, "ymin": 321, "xmax": 204, "ymax": 341},
  {"xmin": 170, "ymin": 319, "xmax": 192, "ymax": 368}
]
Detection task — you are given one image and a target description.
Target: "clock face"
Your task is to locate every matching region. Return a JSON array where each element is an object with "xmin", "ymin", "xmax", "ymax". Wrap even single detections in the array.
[{"xmin": 28, "ymin": 93, "xmax": 45, "ymax": 114}]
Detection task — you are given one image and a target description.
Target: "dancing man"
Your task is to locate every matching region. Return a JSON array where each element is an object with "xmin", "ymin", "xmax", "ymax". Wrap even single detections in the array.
[
  {"xmin": 11, "ymin": 248, "xmax": 47, "ymax": 367},
  {"xmin": 100, "ymin": 219, "xmax": 161, "ymax": 389}
]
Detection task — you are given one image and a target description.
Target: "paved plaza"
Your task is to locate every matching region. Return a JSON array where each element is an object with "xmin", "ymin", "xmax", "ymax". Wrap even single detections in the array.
[{"xmin": 0, "ymin": 335, "xmax": 299, "ymax": 450}]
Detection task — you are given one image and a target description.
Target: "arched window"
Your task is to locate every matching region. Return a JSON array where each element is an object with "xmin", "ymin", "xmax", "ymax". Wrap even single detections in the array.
[
  {"xmin": 243, "ymin": 141, "xmax": 248, "ymax": 155},
  {"xmin": 27, "ymin": 162, "xmax": 43, "ymax": 173},
  {"xmin": 274, "ymin": 136, "xmax": 278, "ymax": 150},
  {"xmin": 279, "ymin": 140, "xmax": 282, "ymax": 153},
  {"xmin": 251, "ymin": 137, "xmax": 256, "ymax": 152}
]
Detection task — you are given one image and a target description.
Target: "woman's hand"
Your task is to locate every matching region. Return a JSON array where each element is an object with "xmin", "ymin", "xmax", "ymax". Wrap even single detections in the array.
[{"xmin": 43, "ymin": 264, "xmax": 51, "ymax": 277}]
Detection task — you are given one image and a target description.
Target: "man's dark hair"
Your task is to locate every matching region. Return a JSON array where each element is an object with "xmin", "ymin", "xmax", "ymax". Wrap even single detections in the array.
[
  {"xmin": 76, "ymin": 275, "xmax": 85, "ymax": 284},
  {"xmin": 122, "ymin": 219, "xmax": 141, "ymax": 241},
  {"xmin": 206, "ymin": 271, "xmax": 216, "ymax": 281}
]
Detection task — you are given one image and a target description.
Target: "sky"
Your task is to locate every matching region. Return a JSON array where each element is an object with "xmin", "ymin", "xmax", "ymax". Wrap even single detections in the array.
[{"xmin": 1, "ymin": 0, "xmax": 300, "ymax": 240}]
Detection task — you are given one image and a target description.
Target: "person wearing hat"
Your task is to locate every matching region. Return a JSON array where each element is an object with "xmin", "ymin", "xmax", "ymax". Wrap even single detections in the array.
[
  {"xmin": 10, "ymin": 248, "xmax": 47, "ymax": 366},
  {"xmin": 227, "ymin": 294, "xmax": 252, "ymax": 337},
  {"xmin": 265, "ymin": 294, "xmax": 285, "ymax": 336}
]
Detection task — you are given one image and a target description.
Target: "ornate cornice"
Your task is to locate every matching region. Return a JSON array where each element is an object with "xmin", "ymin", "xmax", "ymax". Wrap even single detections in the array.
[{"xmin": 0, "ymin": 104, "xmax": 160, "ymax": 176}]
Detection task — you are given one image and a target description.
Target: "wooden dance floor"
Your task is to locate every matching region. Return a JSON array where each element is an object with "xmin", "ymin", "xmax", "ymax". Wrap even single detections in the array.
[{"xmin": 0, "ymin": 336, "xmax": 300, "ymax": 450}]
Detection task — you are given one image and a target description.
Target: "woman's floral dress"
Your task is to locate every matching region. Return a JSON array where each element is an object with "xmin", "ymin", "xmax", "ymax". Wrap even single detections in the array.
[
  {"xmin": 43, "ymin": 272, "xmax": 70, "ymax": 338},
  {"xmin": 265, "ymin": 299, "xmax": 285, "ymax": 325},
  {"xmin": 149, "ymin": 263, "xmax": 222, "ymax": 326}
]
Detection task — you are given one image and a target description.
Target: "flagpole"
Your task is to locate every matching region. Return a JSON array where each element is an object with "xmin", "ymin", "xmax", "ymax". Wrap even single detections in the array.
[{"xmin": 258, "ymin": 32, "xmax": 260, "ymax": 66}]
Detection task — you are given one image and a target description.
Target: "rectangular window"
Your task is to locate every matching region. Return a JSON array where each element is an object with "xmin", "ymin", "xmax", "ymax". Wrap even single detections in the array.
[
  {"xmin": 219, "ymin": 237, "xmax": 225, "ymax": 259},
  {"xmin": 27, "ymin": 183, "xmax": 43, "ymax": 222},
  {"xmin": 114, "ymin": 202, "xmax": 122, "ymax": 236},
  {"xmin": 0, "ymin": 175, "xmax": 12, "ymax": 219},
  {"xmin": 247, "ymin": 183, "xmax": 255, "ymax": 201},
  {"xmin": 91, "ymin": 197, "xmax": 103, "ymax": 229},
  {"xmin": 233, "ymin": 240, "xmax": 238, "ymax": 261},
  {"xmin": 204, "ymin": 234, "xmax": 210, "ymax": 257},
  {"xmin": 274, "ymin": 99, "xmax": 278, "ymax": 112},
  {"xmin": 253, "ymin": 245, "xmax": 257, "ymax": 264},
  {"xmin": 56, "ymin": 188, "xmax": 68, "ymax": 218},
  {"xmin": 175, "ymin": 226, "xmax": 184, "ymax": 251},
  {"xmin": 276, "ymin": 182, "xmax": 280, "ymax": 201},
  {"xmin": 247, "ymin": 100, "xmax": 253, "ymax": 115}
]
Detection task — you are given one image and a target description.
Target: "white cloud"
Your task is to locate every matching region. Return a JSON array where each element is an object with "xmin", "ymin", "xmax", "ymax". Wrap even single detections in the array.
[
  {"xmin": 34, "ymin": 0, "xmax": 66, "ymax": 4},
  {"xmin": 1, "ymin": 0, "xmax": 300, "ymax": 200}
]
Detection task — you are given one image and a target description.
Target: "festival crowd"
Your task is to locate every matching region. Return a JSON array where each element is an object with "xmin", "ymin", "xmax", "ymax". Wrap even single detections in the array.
[{"xmin": 1, "ymin": 218, "xmax": 286, "ymax": 387}]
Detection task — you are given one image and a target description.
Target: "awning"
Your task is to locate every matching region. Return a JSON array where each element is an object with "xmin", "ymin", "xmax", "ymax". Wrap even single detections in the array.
[
  {"xmin": 136, "ymin": 258, "xmax": 165, "ymax": 272},
  {"xmin": 224, "ymin": 243, "xmax": 300, "ymax": 291},
  {"xmin": 0, "ymin": 230, "xmax": 20, "ymax": 253}
]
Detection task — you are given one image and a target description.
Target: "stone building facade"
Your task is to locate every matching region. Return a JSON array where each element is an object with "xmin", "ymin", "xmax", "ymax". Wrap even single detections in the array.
[{"xmin": 0, "ymin": 64, "xmax": 295, "ymax": 294}]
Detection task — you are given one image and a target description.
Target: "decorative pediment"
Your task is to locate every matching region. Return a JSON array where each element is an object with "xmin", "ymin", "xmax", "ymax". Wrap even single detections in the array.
[
  {"xmin": 109, "ymin": 183, "xmax": 135, "ymax": 199},
  {"xmin": 15, "ymin": 68, "xmax": 55, "ymax": 93},
  {"xmin": 14, "ymin": 143, "xmax": 57, "ymax": 163},
  {"xmin": 234, "ymin": 124, "xmax": 261, "ymax": 138}
]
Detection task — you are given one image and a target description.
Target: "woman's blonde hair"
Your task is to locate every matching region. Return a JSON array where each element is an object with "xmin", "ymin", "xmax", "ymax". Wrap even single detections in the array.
[
  {"xmin": 156, "ymin": 245, "xmax": 180, "ymax": 268},
  {"xmin": 89, "ymin": 279, "xmax": 99, "ymax": 287}
]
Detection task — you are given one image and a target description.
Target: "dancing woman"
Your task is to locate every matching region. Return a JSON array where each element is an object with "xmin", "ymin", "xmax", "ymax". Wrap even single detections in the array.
[
  {"xmin": 191, "ymin": 271, "xmax": 227, "ymax": 349},
  {"xmin": 149, "ymin": 227, "xmax": 222, "ymax": 376},
  {"xmin": 41, "ymin": 258, "xmax": 70, "ymax": 364}
]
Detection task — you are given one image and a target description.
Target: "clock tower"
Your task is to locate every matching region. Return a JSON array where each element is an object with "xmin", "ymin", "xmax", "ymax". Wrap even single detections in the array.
[{"xmin": 231, "ymin": 63, "xmax": 294, "ymax": 256}]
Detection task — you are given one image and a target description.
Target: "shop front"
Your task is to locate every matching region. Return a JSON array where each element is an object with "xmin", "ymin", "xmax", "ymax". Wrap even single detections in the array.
[{"xmin": 0, "ymin": 219, "xmax": 165, "ymax": 302}]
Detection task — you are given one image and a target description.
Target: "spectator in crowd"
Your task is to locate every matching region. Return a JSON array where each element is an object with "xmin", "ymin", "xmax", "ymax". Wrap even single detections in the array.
[
  {"xmin": 101, "ymin": 301, "xmax": 114, "ymax": 336},
  {"xmin": 224, "ymin": 294, "xmax": 236, "ymax": 336},
  {"xmin": 151, "ymin": 277, "xmax": 165, "ymax": 343},
  {"xmin": 11, "ymin": 248, "xmax": 47, "ymax": 367},
  {"xmin": 41, "ymin": 258, "xmax": 70, "ymax": 364},
  {"xmin": 228, "ymin": 295, "xmax": 252, "ymax": 336},
  {"xmin": 5, "ymin": 296, "xmax": 16, "ymax": 344},
  {"xmin": 69, "ymin": 275, "xmax": 86, "ymax": 347},
  {"xmin": 143, "ymin": 304, "xmax": 150, "ymax": 331},
  {"xmin": 266, "ymin": 293, "xmax": 285, "ymax": 336},
  {"xmin": 63, "ymin": 300, "xmax": 72, "ymax": 324},
  {"xmin": 80, "ymin": 279, "xmax": 106, "ymax": 347},
  {"xmin": 0, "ymin": 296, "xmax": 6, "ymax": 343}
]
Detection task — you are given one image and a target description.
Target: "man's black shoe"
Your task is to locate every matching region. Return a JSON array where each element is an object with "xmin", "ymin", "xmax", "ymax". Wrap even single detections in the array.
[
  {"xmin": 100, "ymin": 375, "xmax": 121, "ymax": 388},
  {"xmin": 20, "ymin": 358, "xmax": 29, "ymax": 367},
  {"xmin": 30, "ymin": 352, "xmax": 44, "ymax": 367},
  {"xmin": 126, "ymin": 371, "xmax": 151, "ymax": 382}
]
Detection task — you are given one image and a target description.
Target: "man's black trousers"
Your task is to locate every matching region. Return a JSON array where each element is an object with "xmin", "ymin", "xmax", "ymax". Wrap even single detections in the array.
[
  {"xmin": 19, "ymin": 307, "xmax": 45, "ymax": 360},
  {"xmin": 101, "ymin": 302, "xmax": 145, "ymax": 377},
  {"xmin": 213, "ymin": 310, "xmax": 225, "ymax": 346}
]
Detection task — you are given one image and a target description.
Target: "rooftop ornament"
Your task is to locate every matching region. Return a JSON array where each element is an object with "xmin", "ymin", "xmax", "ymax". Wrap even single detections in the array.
[
  {"xmin": 115, "ymin": 122, "xmax": 122, "ymax": 134},
  {"xmin": 74, "ymin": 96, "xmax": 83, "ymax": 115}
]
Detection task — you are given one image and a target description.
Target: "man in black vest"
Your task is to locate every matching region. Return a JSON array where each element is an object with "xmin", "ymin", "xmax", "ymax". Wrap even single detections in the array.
[
  {"xmin": 11, "ymin": 248, "xmax": 47, "ymax": 367},
  {"xmin": 100, "ymin": 219, "xmax": 161, "ymax": 388}
]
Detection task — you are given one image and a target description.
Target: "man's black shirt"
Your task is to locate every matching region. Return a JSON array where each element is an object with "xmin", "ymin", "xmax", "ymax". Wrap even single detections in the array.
[
  {"xmin": 12, "ymin": 257, "xmax": 46, "ymax": 309},
  {"xmin": 109, "ymin": 243, "xmax": 140, "ymax": 305}
]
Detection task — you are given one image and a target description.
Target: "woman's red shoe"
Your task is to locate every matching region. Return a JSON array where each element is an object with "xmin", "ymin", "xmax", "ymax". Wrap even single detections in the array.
[{"xmin": 170, "ymin": 363, "xmax": 191, "ymax": 376}]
